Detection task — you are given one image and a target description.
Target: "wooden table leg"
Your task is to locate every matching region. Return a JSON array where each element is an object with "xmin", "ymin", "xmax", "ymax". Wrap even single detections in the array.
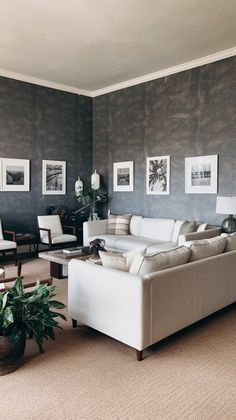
[{"xmin": 50, "ymin": 262, "xmax": 63, "ymax": 279}]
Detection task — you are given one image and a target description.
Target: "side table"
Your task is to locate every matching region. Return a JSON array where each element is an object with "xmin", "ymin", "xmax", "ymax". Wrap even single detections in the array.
[{"xmin": 15, "ymin": 233, "xmax": 39, "ymax": 255}]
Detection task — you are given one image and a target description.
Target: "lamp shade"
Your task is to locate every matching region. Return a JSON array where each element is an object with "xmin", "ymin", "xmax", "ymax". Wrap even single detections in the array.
[
  {"xmin": 216, "ymin": 196, "xmax": 236, "ymax": 215},
  {"xmin": 91, "ymin": 170, "xmax": 100, "ymax": 190}
]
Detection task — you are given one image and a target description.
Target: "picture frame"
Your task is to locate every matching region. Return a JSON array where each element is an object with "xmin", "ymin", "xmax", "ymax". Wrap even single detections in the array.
[
  {"xmin": 42, "ymin": 160, "xmax": 66, "ymax": 195},
  {"xmin": 113, "ymin": 161, "xmax": 134, "ymax": 192},
  {"xmin": 0, "ymin": 158, "xmax": 30, "ymax": 191},
  {"xmin": 146, "ymin": 155, "xmax": 170, "ymax": 195},
  {"xmin": 185, "ymin": 155, "xmax": 218, "ymax": 194}
]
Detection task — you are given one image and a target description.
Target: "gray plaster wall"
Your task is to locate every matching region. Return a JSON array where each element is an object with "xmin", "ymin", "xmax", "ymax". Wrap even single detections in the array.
[
  {"xmin": 0, "ymin": 77, "xmax": 92, "ymax": 232},
  {"xmin": 93, "ymin": 56, "xmax": 236, "ymax": 225}
]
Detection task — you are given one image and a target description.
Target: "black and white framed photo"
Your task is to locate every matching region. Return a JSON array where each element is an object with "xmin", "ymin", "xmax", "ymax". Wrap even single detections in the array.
[
  {"xmin": 0, "ymin": 158, "xmax": 30, "ymax": 191},
  {"xmin": 146, "ymin": 156, "xmax": 170, "ymax": 195},
  {"xmin": 113, "ymin": 161, "xmax": 134, "ymax": 192},
  {"xmin": 185, "ymin": 155, "xmax": 218, "ymax": 194},
  {"xmin": 42, "ymin": 160, "xmax": 66, "ymax": 195}
]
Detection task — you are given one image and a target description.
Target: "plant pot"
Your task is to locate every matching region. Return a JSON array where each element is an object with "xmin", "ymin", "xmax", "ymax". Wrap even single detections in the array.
[{"xmin": 0, "ymin": 330, "xmax": 26, "ymax": 375}]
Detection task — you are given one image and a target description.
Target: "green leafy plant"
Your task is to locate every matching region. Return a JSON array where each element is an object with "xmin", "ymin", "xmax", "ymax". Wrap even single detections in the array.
[{"xmin": 0, "ymin": 278, "xmax": 66, "ymax": 353}]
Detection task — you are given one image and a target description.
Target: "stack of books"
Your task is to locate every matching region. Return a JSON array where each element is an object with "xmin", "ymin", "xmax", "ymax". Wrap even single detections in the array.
[{"xmin": 62, "ymin": 246, "xmax": 90, "ymax": 255}]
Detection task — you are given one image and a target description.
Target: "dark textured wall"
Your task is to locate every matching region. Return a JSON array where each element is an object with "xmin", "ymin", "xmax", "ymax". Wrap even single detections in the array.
[
  {"xmin": 0, "ymin": 77, "xmax": 92, "ymax": 232},
  {"xmin": 93, "ymin": 56, "xmax": 236, "ymax": 225}
]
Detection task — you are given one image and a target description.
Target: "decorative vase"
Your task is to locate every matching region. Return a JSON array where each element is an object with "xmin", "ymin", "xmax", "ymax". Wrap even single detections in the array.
[{"xmin": 0, "ymin": 330, "xmax": 26, "ymax": 375}]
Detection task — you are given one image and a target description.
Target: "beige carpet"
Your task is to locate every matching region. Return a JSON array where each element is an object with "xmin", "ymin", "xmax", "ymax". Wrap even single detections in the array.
[{"xmin": 1, "ymin": 258, "xmax": 236, "ymax": 420}]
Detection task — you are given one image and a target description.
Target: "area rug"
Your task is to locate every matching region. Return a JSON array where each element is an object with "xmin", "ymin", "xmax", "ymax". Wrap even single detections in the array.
[{"xmin": 1, "ymin": 259, "xmax": 236, "ymax": 419}]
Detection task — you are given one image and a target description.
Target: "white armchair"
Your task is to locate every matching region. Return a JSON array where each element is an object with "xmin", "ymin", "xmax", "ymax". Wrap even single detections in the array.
[
  {"xmin": 37, "ymin": 215, "xmax": 77, "ymax": 250},
  {"xmin": 0, "ymin": 219, "xmax": 17, "ymax": 265}
]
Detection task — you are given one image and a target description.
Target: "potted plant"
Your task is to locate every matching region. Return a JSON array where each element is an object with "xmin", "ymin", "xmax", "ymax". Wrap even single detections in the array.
[{"xmin": 0, "ymin": 278, "xmax": 66, "ymax": 375}]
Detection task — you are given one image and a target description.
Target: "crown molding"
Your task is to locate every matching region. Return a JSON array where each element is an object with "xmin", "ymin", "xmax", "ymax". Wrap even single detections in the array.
[
  {"xmin": 91, "ymin": 46, "xmax": 236, "ymax": 97},
  {"xmin": 0, "ymin": 47, "xmax": 235, "ymax": 98},
  {"xmin": 0, "ymin": 68, "xmax": 93, "ymax": 97}
]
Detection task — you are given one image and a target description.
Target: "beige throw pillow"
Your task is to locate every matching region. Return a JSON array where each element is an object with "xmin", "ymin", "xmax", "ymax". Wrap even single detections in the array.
[
  {"xmin": 99, "ymin": 251, "xmax": 128, "ymax": 271},
  {"xmin": 107, "ymin": 214, "xmax": 132, "ymax": 235},
  {"xmin": 129, "ymin": 246, "xmax": 191, "ymax": 277},
  {"xmin": 221, "ymin": 232, "xmax": 236, "ymax": 252},
  {"xmin": 179, "ymin": 220, "xmax": 197, "ymax": 235},
  {"xmin": 184, "ymin": 236, "xmax": 226, "ymax": 262},
  {"xmin": 99, "ymin": 246, "xmax": 147, "ymax": 272}
]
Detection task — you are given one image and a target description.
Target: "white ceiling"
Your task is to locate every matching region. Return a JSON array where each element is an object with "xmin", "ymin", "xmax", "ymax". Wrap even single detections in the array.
[{"xmin": 0, "ymin": 0, "xmax": 235, "ymax": 96}]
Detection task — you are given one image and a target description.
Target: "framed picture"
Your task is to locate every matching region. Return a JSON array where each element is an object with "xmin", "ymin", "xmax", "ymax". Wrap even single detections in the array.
[
  {"xmin": 113, "ymin": 161, "xmax": 134, "ymax": 192},
  {"xmin": 146, "ymin": 156, "xmax": 170, "ymax": 195},
  {"xmin": 42, "ymin": 160, "xmax": 66, "ymax": 195},
  {"xmin": 185, "ymin": 155, "xmax": 218, "ymax": 194},
  {"xmin": 0, "ymin": 158, "xmax": 30, "ymax": 191}
]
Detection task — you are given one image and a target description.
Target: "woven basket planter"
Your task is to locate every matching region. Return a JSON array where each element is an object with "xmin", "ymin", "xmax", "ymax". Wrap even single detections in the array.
[{"xmin": 0, "ymin": 330, "xmax": 26, "ymax": 375}]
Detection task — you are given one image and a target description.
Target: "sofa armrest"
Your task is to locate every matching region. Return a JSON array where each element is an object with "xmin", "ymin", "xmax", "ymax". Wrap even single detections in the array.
[
  {"xmin": 83, "ymin": 219, "xmax": 108, "ymax": 246},
  {"xmin": 178, "ymin": 227, "xmax": 221, "ymax": 245},
  {"xmin": 68, "ymin": 260, "xmax": 150, "ymax": 350}
]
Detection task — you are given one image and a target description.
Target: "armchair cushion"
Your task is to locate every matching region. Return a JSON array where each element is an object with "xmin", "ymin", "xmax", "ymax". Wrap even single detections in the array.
[
  {"xmin": 38, "ymin": 215, "xmax": 63, "ymax": 242},
  {"xmin": 41, "ymin": 234, "xmax": 77, "ymax": 245},
  {"xmin": 0, "ymin": 240, "xmax": 17, "ymax": 250}
]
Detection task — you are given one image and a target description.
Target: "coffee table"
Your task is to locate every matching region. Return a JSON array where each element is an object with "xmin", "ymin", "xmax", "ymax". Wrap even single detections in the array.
[{"xmin": 38, "ymin": 249, "xmax": 101, "ymax": 279}]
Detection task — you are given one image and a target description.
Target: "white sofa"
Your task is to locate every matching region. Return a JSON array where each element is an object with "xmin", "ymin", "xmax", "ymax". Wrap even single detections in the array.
[
  {"xmin": 68, "ymin": 233, "xmax": 236, "ymax": 361},
  {"xmin": 83, "ymin": 216, "xmax": 219, "ymax": 253}
]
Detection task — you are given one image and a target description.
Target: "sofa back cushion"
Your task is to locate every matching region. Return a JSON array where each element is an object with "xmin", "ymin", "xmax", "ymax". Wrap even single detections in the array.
[
  {"xmin": 107, "ymin": 214, "xmax": 132, "ymax": 235},
  {"xmin": 129, "ymin": 215, "xmax": 142, "ymax": 236},
  {"xmin": 129, "ymin": 246, "xmax": 191, "ymax": 277},
  {"xmin": 139, "ymin": 218, "xmax": 175, "ymax": 242},
  {"xmin": 221, "ymin": 232, "xmax": 236, "ymax": 252},
  {"xmin": 184, "ymin": 236, "xmax": 226, "ymax": 262},
  {"xmin": 178, "ymin": 227, "xmax": 221, "ymax": 246}
]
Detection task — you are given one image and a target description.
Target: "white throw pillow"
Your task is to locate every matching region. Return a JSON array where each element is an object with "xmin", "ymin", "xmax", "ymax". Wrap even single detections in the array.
[
  {"xmin": 129, "ymin": 246, "xmax": 191, "ymax": 277},
  {"xmin": 184, "ymin": 236, "xmax": 226, "ymax": 262},
  {"xmin": 221, "ymin": 232, "xmax": 236, "ymax": 252},
  {"xmin": 99, "ymin": 246, "xmax": 147, "ymax": 272},
  {"xmin": 196, "ymin": 223, "xmax": 208, "ymax": 232}
]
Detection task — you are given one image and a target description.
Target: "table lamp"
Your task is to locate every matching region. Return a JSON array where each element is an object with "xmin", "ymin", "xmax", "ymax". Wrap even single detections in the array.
[{"xmin": 216, "ymin": 196, "xmax": 236, "ymax": 233}]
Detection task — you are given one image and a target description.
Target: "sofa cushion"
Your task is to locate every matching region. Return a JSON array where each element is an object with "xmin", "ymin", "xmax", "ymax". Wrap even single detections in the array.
[
  {"xmin": 99, "ymin": 246, "xmax": 147, "ymax": 272},
  {"xmin": 172, "ymin": 220, "xmax": 185, "ymax": 243},
  {"xmin": 221, "ymin": 232, "xmax": 236, "ymax": 252},
  {"xmin": 129, "ymin": 246, "xmax": 191, "ymax": 277},
  {"xmin": 139, "ymin": 218, "xmax": 175, "ymax": 242},
  {"xmin": 107, "ymin": 214, "xmax": 132, "ymax": 235},
  {"xmin": 146, "ymin": 241, "xmax": 178, "ymax": 254},
  {"xmin": 88, "ymin": 234, "xmax": 157, "ymax": 252},
  {"xmin": 184, "ymin": 236, "xmax": 226, "ymax": 262},
  {"xmin": 129, "ymin": 215, "xmax": 142, "ymax": 236}
]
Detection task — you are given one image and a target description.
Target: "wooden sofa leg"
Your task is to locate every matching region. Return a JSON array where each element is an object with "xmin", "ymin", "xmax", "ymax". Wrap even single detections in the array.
[
  {"xmin": 72, "ymin": 319, "xmax": 78, "ymax": 328},
  {"xmin": 136, "ymin": 350, "xmax": 143, "ymax": 361}
]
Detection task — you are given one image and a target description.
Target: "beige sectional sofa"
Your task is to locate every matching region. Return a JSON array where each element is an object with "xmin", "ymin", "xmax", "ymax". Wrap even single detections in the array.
[
  {"xmin": 69, "ymin": 227, "xmax": 236, "ymax": 361},
  {"xmin": 83, "ymin": 216, "xmax": 217, "ymax": 253}
]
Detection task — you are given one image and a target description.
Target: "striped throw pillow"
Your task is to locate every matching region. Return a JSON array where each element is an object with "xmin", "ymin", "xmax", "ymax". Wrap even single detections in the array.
[{"xmin": 107, "ymin": 214, "xmax": 132, "ymax": 235}]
